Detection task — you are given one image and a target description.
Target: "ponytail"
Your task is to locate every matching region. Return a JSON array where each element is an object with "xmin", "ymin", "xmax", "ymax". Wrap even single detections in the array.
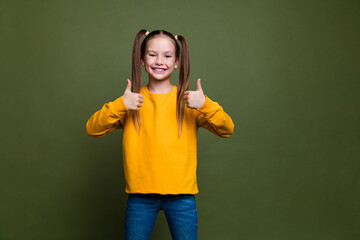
[
  {"xmin": 131, "ymin": 29, "xmax": 147, "ymax": 134},
  {"xmin": 176, "ymin": 35, "xmax": 190, "ymax": 137}
]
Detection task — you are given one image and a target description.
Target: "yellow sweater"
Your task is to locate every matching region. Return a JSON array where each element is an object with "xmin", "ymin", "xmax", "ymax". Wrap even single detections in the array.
[{"xmin": 86, "ymin": 85, "xmax": 234, "ymax": 194}]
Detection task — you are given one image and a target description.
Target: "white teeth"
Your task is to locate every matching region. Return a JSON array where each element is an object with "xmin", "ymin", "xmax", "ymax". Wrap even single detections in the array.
[{"xmin": 154, "ymin": 68, "xmax": 165, "ymax": 72}]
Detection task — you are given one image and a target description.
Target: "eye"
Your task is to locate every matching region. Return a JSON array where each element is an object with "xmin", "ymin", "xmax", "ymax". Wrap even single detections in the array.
[
  {"xmin": 149, "ymin": 53, "xmax": 155, "ymax": 57},
  {"xmin": 165, "ymin": 55, "xmax": 172, "ymax": 58}
]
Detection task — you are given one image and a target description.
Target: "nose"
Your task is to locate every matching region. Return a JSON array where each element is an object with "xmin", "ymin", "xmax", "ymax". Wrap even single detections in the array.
[{"xmin": 155, "ymin": 56, "xmax": 164, "ymax": 65}]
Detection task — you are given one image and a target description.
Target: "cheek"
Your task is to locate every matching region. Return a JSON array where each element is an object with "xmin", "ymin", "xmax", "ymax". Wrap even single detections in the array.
[
  {"xmin": 144, "ymin": 57, "xmax": 152, "ymax": 64},
  {"xmin": 168, "ymin": 59, "xmax": 177, "ymax": 66}
]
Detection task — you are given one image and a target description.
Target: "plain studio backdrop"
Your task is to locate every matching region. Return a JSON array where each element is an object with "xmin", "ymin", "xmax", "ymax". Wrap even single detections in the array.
[{"xmin": 0, "ymin": 0, "xmax": 359, "ymax": 239}]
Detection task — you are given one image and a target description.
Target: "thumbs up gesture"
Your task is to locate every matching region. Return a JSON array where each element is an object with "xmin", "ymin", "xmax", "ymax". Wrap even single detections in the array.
[
  {"xmin": 183, "ymin": 78, "xmax": 206, "ymax": 109},
  {"xmin": 122, "ymin": 79, "xmax": 144, "ymax": 111}
]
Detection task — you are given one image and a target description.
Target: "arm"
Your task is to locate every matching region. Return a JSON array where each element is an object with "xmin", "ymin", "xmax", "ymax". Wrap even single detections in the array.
[
  {"xmin": 196, "ymin": 95, "xmax": 234, "ymax": 138},
  {"xmin": 86, "ymin": 96, "xmax": 128, "ymax": 137},
  {"xmin": 86, "ymin": 79, "xmax": 144, "ymax": 137}
]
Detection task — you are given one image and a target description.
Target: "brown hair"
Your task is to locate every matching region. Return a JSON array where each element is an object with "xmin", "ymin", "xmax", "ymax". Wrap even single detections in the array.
[{"xmin": 131, "ymin": 29, "xmax": 190, "ymax": 137}]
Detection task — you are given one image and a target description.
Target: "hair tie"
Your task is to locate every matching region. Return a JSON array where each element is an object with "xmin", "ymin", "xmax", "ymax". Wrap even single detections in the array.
[
  {"xmin": 174, "ymin": 35, "xmax": 178, "ymax": 41},
  {"xmin": 145, "ymin": 31, "xmax": 150, "ymax": 36}
]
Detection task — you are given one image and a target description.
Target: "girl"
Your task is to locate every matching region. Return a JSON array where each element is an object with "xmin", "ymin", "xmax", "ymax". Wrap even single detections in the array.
[{"xmin": 86, "ymin": 29, "xmax": 234, "ymax": 240}]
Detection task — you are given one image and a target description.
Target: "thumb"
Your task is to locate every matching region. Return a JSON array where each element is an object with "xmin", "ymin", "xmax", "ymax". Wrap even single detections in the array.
[
  {"xmin": 126, "ymin": 79, "xmax": 132, "ymax": 92},
  {"xmin": 196, "ymin": 78, "xmax": 203, "ymax": 92}
]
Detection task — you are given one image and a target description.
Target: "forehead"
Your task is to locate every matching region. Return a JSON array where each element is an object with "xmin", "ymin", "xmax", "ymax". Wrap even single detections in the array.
[{"xmin": 146, "ymin": 36, "xmax": 176, "ymax": 53}]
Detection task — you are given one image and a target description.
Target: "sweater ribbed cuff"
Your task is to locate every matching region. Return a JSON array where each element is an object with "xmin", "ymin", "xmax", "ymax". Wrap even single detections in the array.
[
  {"xmin": 196, "ymin": 95, "xmax": 218, "ymax": 115},
  {"xmin": 110, "ymin": 96, "xmax": 129, "ymax": 113}
]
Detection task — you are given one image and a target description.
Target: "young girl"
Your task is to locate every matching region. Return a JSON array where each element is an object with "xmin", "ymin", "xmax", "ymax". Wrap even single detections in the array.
[{"xmin": 86, "ymin": 29, "xmax": 234, "ymax": 240}]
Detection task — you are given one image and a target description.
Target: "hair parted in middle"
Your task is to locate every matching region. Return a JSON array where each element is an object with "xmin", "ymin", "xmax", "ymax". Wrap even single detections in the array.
[{"xmin": 131, "ymin": 29, "xmax": 190, "ymax": 137}]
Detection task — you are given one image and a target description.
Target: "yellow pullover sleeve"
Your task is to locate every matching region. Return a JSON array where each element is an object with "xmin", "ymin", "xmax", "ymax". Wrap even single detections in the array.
[
  {"xmin": 195, "ymin": 95, "xmax": 234, "ymax": 138},
  {"xmin": 86, "ymin": 96, "xmax": 128, "ymax": 137}
]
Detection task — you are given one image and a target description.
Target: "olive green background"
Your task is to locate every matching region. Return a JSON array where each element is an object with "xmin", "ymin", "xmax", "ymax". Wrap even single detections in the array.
[{"xmin": 1, "ymin": 0, "xmax": 359, "ymax": 239}]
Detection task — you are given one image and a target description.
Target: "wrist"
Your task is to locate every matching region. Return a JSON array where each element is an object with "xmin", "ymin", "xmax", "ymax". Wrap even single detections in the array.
[{"xmin": 121, "ymin": 95, "xmax": 129, "ymax": 110}]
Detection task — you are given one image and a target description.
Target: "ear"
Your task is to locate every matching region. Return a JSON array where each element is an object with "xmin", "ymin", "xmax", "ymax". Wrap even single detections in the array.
[
  {"xmin": 141, "ymin": 58, "xmax": 145, "ymax": 66},
  {"xmin": 175, "ymin": 59, "xmax": 179, "ymax": 69}
]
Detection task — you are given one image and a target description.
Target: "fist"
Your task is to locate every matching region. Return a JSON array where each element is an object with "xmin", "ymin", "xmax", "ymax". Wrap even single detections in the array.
[
  {"xmin": 183, "ymin": 78, "xmax": 206, "ymax": 109},
  {"xmin": 122, "ymin": 79, "xmax": 144, "ymax": 111}
]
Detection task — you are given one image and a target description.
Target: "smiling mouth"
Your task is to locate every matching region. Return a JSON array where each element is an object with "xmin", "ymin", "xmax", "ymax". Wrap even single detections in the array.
[{"xmin": 152, "ymin": 68, "xmax": 167, "ymax": 73}]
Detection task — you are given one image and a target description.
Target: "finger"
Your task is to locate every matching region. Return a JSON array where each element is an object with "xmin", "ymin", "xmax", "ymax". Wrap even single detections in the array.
[
  {"xmin": 126, "ymin": 79, "xmax": 132, "ymax": 91},
  {"xmin": 196, "ymin": 78, "xmax": 203, "ymax": 92},
  {"xmin": 138, "ymin": 94, "xmax": 144, "ymax": 99},
  {"xmin": 184, "ymin": 91, "xmax": 189, "ymax": 95},
  {"xmin": 139, "ymin": 98, "xmax": 144, "ymax": 103}
]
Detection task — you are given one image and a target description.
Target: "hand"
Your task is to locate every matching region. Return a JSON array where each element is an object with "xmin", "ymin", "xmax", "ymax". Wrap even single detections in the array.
[
  {"xmin": 183, "ymin": 78, "xmax": 206, "ymax": 109},
  {"xmin": 122, "ymin": 79, "xmax": 144, "ymax": 111}
]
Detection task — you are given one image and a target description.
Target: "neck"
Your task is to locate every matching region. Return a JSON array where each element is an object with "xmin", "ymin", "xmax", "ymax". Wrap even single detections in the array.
[{"xmin": 147, "ymin": 79, "xmax": 173, "ymax": 94}]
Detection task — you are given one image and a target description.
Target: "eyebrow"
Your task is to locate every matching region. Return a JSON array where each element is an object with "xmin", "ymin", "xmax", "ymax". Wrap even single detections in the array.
[{"xmin": 147, "ymin": 50, "xmax": 174, "ymax": 54}]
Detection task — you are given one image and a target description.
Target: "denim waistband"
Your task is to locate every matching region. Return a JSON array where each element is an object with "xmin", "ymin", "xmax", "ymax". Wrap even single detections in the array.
[{"xmin": 129, "ymin": 193, "xmax": 194, "ymax": 198}]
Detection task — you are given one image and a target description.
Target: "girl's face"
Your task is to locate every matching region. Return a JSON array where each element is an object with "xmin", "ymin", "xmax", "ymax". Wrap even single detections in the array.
[{"xmin": 141, "ymin": 36, "xmax": 179, "ymax": 83}]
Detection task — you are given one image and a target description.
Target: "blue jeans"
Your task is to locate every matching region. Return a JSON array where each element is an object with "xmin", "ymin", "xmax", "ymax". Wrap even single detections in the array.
[{"xmin": 124, "ymin": 193, "xmax": 198, "ymax": 240}]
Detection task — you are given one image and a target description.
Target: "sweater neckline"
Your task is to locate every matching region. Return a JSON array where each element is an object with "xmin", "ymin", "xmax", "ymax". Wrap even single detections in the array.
[{"xmin": 143, "ymin": 85, "xmax": 177, "ymax": 99}]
